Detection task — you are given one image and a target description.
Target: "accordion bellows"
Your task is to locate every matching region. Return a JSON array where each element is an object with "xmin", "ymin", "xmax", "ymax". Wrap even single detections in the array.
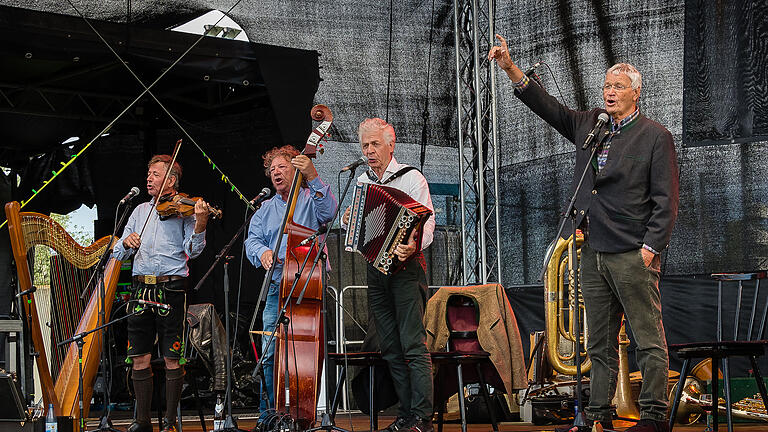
[{"xmin": 345, "ymin": 183, "xmax": 432, "ymax": 274}]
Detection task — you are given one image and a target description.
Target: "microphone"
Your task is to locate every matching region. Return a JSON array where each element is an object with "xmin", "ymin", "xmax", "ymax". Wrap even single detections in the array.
[
  {"xmin": 250, "ymin": 187, "xmax": 272, "ymax": 206},
  {"xmin": 582, "ymin": 113, "xmax": 610, "ymax": 150},
  {"xmin": 119, "ymin": 186, "xmax": 141, "ymax": 205},
  {"xmin": 340, "ymin": 156, "xmax": 368, "ymax": 172},
  {"xmin": 16, "ymin": 286, "xmax": 37, "ymax": 298},
  {"xmin": 133, "ymin": 299, "xmax": 172, "ymax": 311},
  {"xmin": 524, "ymin": 62, "xmax": 542, "ymax": 76},
  {"xmin": 298, "ymin": 225, "xmax": 328, "ymax": 246}
]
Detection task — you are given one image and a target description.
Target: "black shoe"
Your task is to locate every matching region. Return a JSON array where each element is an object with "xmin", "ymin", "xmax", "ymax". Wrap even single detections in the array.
[
  {"xmin": 625, "ymin": 419, "xmax": 669, "ymax": 432},
  {"xmin": 406, "ymin": 416, "xmax": 433, "ymax": 432},
  {"xmin": 377, "ymin": 415, "xmax": 412, "ymax": 432},
  {"xmin": 161, "ymin": 417, "xmax": 179, "ymax": 432},
  {"xmin": 554, "ymin": 420, "xmax": 614, "ymax": 432},
  {"xmin": 127, "ymin": 421, "xmax": 153, "ymax": 432}
]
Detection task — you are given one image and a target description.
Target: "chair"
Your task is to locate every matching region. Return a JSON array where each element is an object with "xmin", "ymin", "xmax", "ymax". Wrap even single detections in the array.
[
  {"xmin": 668, "ymin": 273, "xmax": 768, "ymax": 432},
  {"xmin": 430, "ymin": 294, "xmax": 503, "ymax": 432}
]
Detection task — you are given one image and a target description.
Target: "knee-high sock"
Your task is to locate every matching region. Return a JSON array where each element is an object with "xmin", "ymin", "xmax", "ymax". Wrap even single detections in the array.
[
  {"xmin": 165, "ymin": 367, "xmax": 185, "ymax": 424},
  {"xmin": 132, "ymin": 367, "xmax": 154, "ymax": 424}
]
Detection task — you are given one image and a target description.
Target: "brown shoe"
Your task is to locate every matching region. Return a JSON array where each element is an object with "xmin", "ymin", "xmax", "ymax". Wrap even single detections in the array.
[{"xmin": 624, "ymin": 419, "xmax": 669, "ymax": 432}]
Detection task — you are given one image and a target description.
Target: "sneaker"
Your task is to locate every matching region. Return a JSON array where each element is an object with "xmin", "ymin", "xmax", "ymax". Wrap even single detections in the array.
[
  {"xmin": 160, "ymin": 417, "xmax": 179, "ymax": 432},
  {"xmin": 624, "ymin": 419, "xmax": 669, "ymax": 432},
  {"xmin": 378, "ymin": 415, "xmax": 412, "ymax": 432},
  {"xmin": 407, "ymin": 416, "xmax": 433, "ymax": 432}
]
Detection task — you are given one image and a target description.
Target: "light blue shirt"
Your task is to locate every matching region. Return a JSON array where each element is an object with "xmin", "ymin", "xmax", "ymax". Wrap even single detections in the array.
[
  {"xmin": 244, "ymin": 177, "xmax": 337, "ymax": 282},
  {"xmin": 113, "ymin": 200, "xmax": 206, "ymax": 276}
]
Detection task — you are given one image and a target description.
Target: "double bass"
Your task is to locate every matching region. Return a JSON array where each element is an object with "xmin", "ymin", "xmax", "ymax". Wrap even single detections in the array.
[{"xmin": 268, "ymin": 105, "xmax": 334, "ymax": 428}]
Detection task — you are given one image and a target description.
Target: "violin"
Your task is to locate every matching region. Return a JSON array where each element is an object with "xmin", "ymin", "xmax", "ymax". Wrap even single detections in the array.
[{"xmin": 156, "ymin": 192, "xmax": 223, "ymax": 220}]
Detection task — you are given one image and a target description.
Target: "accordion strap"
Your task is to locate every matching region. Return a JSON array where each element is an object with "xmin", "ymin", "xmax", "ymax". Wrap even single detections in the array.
[{"xmin": 367, "ymin": 166, "xmax": 420, "ymax": 185}]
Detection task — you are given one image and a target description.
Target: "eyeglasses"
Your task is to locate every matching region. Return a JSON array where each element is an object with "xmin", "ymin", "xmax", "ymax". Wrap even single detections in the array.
[{"xmin": 602, "ymin": 83, "xmax": 630, "ymax": 91}]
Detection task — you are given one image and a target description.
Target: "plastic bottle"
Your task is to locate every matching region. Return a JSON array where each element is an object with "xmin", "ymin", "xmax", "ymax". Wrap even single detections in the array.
[
  {"xmin": 213, "ymin": 394, "xmax": 224, "ymax": 430},
  {"xmin": 45, "ymin": 403, "xmax": 57, "ymax": 432}
]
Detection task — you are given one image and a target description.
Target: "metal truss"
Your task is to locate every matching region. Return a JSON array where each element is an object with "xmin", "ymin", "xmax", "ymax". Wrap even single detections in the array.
[{"xmin": 454, "ymin": 0, "xmax": 501, "ymax": 285}]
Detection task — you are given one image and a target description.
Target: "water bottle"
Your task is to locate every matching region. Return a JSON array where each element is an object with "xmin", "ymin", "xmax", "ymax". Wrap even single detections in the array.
[
  {"xmin": 213, "ymin": 394, "xmax": 224, "ymax": 430},
  {"xmin": 45, "ymin": 403, "xmax": 57, "ymax": 432}
]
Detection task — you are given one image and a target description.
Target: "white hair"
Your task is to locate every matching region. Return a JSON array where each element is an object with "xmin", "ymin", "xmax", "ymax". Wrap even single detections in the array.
[
  {"xmin": 607, "ymin": 63, "xmax": 642, "ymax": 90},
  {"xmin": 358, "ymin": 117, "xmax": 396, "ymax": 145}
]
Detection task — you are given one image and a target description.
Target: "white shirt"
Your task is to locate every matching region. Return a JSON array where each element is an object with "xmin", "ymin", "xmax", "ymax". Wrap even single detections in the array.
[{"xmin": 355, "ymin": 156, "xmax": 435, "ymax": 250}]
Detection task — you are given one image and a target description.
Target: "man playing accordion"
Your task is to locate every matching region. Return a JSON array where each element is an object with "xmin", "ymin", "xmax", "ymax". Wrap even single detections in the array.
[{"xmin": 343, "ymin": 117, "xmax": 436, "ymax": 432}]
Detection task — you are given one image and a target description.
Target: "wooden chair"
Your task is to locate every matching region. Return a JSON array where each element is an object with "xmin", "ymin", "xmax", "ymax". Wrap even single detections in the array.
[{"xmin": 668, "ymin": 273, "xmax": 768, "ymax": 432}]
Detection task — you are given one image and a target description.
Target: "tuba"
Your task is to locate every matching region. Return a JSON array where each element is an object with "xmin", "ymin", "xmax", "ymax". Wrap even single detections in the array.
[
  {"xmin": 543, "ymin": 233, "xmax": 639, "ymax": 418},
  {"xmin": 543, "ymin": 233, "xmax": 591, "ymax": 375}
]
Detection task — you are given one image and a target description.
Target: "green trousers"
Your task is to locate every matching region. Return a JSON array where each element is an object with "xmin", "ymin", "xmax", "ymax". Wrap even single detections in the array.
[
  {"xmin": 580, "ymin": 244, "xmax": 669, "ymax": 422},
  {"xmin": 367, "ymin": 259, "xmax": 433, "ymax": 419}
]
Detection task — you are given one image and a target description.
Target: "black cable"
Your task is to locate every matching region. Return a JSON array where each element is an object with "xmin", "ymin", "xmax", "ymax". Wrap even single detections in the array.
[
  {"xmin": 539, "ymin": 61, "xmax": 568, "ymax": 106},
  {"xmin": 231, "ymin": 200, "xmax": 250, "ymax": 351},
  {"xmin": 420, "ymin": 0, "xmax": 437, "ymax": 171},
  {"xmin": 385, "ymin": 0, "xmax": 394, "ymax": 122}
]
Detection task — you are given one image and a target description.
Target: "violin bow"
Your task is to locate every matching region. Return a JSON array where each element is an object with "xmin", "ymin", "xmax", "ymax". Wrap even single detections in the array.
[{"xmin": 137, "ymin": 139, "xmax": 183, "ymax": 239}]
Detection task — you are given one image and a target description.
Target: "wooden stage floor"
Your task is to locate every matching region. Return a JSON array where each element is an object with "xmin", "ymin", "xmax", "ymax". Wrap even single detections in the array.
[{"xmin": 95, "ymin": 413, "xmax": 768, "ymax": 431}]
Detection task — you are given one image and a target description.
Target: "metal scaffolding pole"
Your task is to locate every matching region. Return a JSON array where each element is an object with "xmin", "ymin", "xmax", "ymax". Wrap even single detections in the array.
[{"xmin": 454, "ymin": 0, "xmax": 501, "ymax": 285}]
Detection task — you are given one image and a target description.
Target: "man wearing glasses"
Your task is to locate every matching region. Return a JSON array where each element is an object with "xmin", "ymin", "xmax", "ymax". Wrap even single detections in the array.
[{"xmin": 489, "ymin": 35, "xmax": 679, "ymax": 432}]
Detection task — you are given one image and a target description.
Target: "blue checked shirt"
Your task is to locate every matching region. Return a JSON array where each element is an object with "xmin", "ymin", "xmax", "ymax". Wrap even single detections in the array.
[
  {"xmin": 244, "ymin": 177, "xmax": 337, "ymax": 282},
  {"xmin": 113, "ymin": 200, "xmax": 206, "ymax": 276}
]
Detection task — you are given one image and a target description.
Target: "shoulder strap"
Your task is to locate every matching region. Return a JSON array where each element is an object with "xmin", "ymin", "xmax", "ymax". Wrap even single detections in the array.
[{"xmin": 370, "ymin": 166, "xmax": 420, "ymax": 185}]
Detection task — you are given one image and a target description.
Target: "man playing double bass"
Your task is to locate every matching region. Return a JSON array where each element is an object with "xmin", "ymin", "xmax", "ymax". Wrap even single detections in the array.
[
  {"xmin": 489, "ymin": 35, "xmax": 679, "ymax": 432},
  {"xmin": 113, "ymin": 155, "xmax": 212, "ymax": 432},
  {"xmin": 244, "ymin": 145, "xmax": 337, "ymax": 412}
]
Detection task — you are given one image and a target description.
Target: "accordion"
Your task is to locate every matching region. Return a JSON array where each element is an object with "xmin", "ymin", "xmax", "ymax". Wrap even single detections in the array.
[{"xmin": 345, "ymin": 182, "xmax": 433, "ymax": 274}]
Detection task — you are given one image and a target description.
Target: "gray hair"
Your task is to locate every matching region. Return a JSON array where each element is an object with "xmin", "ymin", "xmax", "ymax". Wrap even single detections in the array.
[
  {"xmin": 358, "ymin": 117, "xmax": 396, "ymax": 145},
  {"xmin": 607, "ymin": 63, "xmax": 642, "ymax": 90}
]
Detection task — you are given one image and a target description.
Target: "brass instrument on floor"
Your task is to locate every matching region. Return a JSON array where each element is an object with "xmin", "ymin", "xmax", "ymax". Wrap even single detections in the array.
[
  {"xmin": 671, "ymin": 359, "xmax": 767, "ymax": 423},
  {"xmin": 613, "ymin": 318, "xmax": 640, "ymax": 419},
  {"xmin": 543, "ymin": 233, "xmax": 591, "ymax": 376}
]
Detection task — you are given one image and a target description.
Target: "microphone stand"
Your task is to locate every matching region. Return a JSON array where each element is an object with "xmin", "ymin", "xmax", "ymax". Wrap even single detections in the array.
[
  {"xmin": 192, "ymin": 200, "xmax": 263, "ymax": 432},
  {"xmin": 87, "ymin": 198, "xmax": 134, "ymax": 432},
  {"xmin": 300, "ymin": 165, "xmax": 360, "ymax": 432},
  {"xmin": 57, "ymin": 307, "xmax": 146, "ymax": 432},
  {"xmin": 537, "ymin": 135, "xmax": 606, "ymax": 432}
]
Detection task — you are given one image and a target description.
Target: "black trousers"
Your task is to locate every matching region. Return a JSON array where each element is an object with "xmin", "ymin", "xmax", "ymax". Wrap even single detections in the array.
[{"xmin": 367, "ymin": 259, "xmax": 433, "ymax": 419}]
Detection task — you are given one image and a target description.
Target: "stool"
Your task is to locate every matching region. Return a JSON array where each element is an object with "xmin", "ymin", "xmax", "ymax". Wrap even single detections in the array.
[{"xmin": 328, "ymin": 352, "xmax": 387, "ymax": 431}]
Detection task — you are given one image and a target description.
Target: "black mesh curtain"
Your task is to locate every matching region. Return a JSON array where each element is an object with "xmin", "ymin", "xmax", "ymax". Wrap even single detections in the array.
[{"xmin": 495, "ymin": 1, "xmax": 768, "ymax": 283}]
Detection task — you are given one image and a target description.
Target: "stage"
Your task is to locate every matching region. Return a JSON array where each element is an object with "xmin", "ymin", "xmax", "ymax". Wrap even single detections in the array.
[{"xmin": 83, "ymin": 413, "xmax": 767, "ymax": 432}]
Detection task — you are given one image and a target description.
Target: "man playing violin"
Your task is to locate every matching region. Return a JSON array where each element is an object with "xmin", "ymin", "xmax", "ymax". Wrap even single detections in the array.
[
  {"xmin": 244, "ymin": 145, "xmax": 337, "ymax": 413},
  {"xmin": 113, "ymin": 154, "xmax": 212, "ymax": 432}
]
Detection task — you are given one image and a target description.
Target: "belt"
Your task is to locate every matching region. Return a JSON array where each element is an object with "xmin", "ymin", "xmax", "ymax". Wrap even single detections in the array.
[{"xmin": 134, "ymin": 275, "xmax": 185, "ymax": 285}]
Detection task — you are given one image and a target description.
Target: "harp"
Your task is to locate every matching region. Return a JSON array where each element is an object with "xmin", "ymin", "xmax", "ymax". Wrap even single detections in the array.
[{"xmin": 4, "ymin": 201, "xmax": 121, "ymax": 427}]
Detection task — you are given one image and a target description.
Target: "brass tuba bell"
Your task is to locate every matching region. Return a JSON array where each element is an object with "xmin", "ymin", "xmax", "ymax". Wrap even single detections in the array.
[{"xmin": 543, "ymin": 233, "xmax": 591, "ymax": 375}]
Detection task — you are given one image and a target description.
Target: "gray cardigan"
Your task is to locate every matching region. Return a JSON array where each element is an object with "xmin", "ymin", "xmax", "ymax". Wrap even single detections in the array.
[{"xmin": 516, "ymin": 81, "xmax": 679, "ymax": 253}]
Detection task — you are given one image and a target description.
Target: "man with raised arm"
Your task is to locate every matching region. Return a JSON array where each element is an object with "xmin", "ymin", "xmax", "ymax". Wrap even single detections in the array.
[{"xmin": 489, "ymin": 35, "xmax": 679, "ymax": 432}]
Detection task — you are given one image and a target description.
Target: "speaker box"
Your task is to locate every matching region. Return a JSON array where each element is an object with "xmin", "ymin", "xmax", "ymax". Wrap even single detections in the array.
[{"xmin": 0, "ymin": 370, "xmax": 26, "ymax": 421}]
